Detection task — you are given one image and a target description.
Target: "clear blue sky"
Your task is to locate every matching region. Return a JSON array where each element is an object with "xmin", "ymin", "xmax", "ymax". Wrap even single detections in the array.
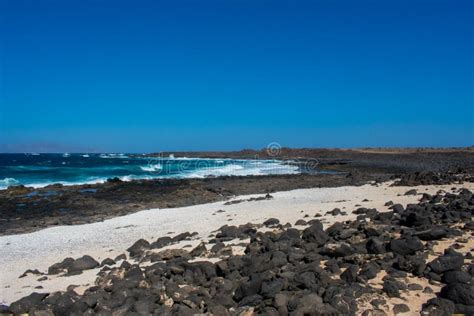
[{"xmin": 1, "ymin": 0, "xmax": 473, "ymax": 152}]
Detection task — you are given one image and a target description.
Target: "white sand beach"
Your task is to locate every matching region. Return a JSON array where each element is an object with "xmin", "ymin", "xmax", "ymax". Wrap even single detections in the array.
[{"xmin": 1, "ymin": 181, "xmax": 473, "ymax": 307}]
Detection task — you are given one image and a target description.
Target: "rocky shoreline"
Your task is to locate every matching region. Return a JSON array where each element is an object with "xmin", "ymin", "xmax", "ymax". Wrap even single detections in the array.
[
  {"xmin": 2, "ymin": 185, "xmax": 473, "ymax": 315},
  {"xmin": 1, "ymin": 149, "xmax": 473, "ymax": 236}
]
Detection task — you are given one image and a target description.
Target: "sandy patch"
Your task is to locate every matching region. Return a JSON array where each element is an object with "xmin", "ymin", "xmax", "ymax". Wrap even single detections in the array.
[{"xmin": 1, "ymin": 181, "xmax": 473, "ymax": 304}]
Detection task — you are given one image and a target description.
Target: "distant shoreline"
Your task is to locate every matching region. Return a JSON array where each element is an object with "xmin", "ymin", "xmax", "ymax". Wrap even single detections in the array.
[{"xmin": 1, "ymin": 146, "xmax": 473, "ymax": 155}]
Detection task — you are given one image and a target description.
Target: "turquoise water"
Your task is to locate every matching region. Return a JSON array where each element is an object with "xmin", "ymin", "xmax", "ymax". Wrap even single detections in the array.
[{"xmin": 0, "ymin": 153, "xmax": 299, "ymax": 189}]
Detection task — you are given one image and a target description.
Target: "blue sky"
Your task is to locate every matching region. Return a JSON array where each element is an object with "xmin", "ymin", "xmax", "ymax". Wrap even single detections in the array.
[{"xmin": 1, "ymin": 0, "xmax": 473, "ymax": 152}]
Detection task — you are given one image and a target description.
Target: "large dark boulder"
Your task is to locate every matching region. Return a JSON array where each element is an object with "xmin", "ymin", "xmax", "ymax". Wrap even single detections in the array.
[
  {"xmin": 389, "ymin": 236, "xmax": 423, "ymax": 255},
  {"xmin": 429, "ymin": 253, "xmax": 464, "ymax": 274},
  {"xmin": 67, "ymin": 255, "xmax": 99, "ymax": 274},
  {"xmin": 183, "ymin": 261, "xmax": 217, "ymax": 284},
  {"xmin": 234, "ymin": 275, "xmax": 263, "ymax": 302},
  {"xmin": 260, "ymin": 278, "xmax": 285, "ymax": 299},
  {"xmin": 302, "ymin": 221, "xmax": 328, "ymax": 246},
  {"xmin": 391, "ymin": 204, "xmax": 404, "ymax": 213},
  {"xmin": 48, "ymin": 257, "xmax": 74, "ymax": 275},
  {"xmin": 359, "ymin": 262, "xmax": 381, "ymax": 280},
  {"xmin": 394, "ymin": 255, "xmax": 426, "ymax": 276},
  {"xmin": 9, "ymin": 292, "xmax": 49, "ymax": 314},
  {"xmin": 414, "ymin": 227, "xmax": 447, "ymax": 241},
  {"xmin": 453, "ymin": 304, "xmax": 474, "ymax": 315},
  {"xmin": 216, "ymin": 225, "xmax": 240, "ymax": 239},
  {"xmin": 151, "ymin": 236, "xmax": 173, "ymax": 249},
  {"xmin": 383, "ymin": 278, "xmax": 406, "ymax": 298},
  {"xmin": 366, "ymin": 237, "xmax": 386, "ymax": 254},
  {"xmin": 441, "ymin": 271, "xmax": 472, "ymax": 284},
  {"xmin": 320, "ymin": 242, "xmax": 356, "ymax": 258},
  {"xmin": 100, "ymin": 258, "xmax": 116, "ymax": 267},
  {"xmin": 401, "ymin": 207, "xmax": 432, "ymax": 227},
  {"xmin": 393, "ymin": 304, "xmax": 410, "ymax": 314},
  {"xmin": 440, "ymin": 283, "xmax": 474, "ymax": 305},
  {"xmin": 421, "ymin": 298, "xmax": 455, "ymax": 316},
  {"xmin": 295, "ymin": 219, "xmax": 308, "ymax": 226},
  {"xmin": 127, "ymin": 239, "xmax": 150, "ymax": 257},
  {"xmin": 263, "ymin": 218, "xmax": 280, "ymax": 227},
  {"xmin": 326, "ymin": 222, "xmax": 344, "ymax": 237},
  {"xmin": 52, "ymin": 293, "xmax": 76, "ymax": 315},
  {"xmin": 340, "ymin": 265, "xmax": 359, "ymax": 284}
]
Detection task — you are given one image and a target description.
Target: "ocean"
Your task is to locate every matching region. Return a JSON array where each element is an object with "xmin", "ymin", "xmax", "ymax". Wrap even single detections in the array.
[{"xmin": 0, "ymin": 153, "xmax": 299, "ymax": 189}]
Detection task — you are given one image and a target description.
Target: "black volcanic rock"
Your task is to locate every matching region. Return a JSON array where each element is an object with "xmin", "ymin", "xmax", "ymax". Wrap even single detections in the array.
[
  {"xmin": 190, "ymin": 242, "xmax": 207, "ymax": 257},
  {"xmin": 441, "ymin": 271, "xmax": 472, "ymax": 284},
  {"xmin": 421, "ymin": 298, "xmax": 455, "ymax": 316},
  {"xmin": 326, "ymin": 208, "xmax": 342, "ymax": 216},
  {"xmin": 393, "ymin": 303, "xmax": 410, "ymax": 314},
  {"xmin": 320, "ymin": 242, "xmax": 356, "ymax": 258},
  {"xmin": 389, "ymin": 236, "xmax": 423, "ymax": 255},
  {"xmin": 366, "ymin": 237, "xmax": 386, "ymax": 254},
  {"xmin": 440, "ymin": 283, "xmax": 474, "ymax": 306},
  {"xmin": 394, "ymin": 255, "xmax": 426, "ymax": 276},
  {"xmin": 400, "ymin": 207, "xmax": 432, "ymax": 227},
  {"xmin": 429, "ymin": 253, "xmax": 464, "ymax": 274},
  {"xmin": 359, "ymin": 262, "xmax": 381, "ymax": 280},
  {"xmin": 100, "ymin": 258, "xmax": 116, "ymax": 267},
  {"xmin": 383, "ymin": 278, "xmax": 406, "ymax": 297},
  {"xmin": 9, "ymin": 292, "xmax": 48, "ymax": 315},
  {"xmin": 19, "ymin": 269, "xmax": 42, "ymax": 278},
  {"xmin": 66, "ymin": 256, "xmax": 99, "ymax": 274},
  {"xmin": 127, "ymin": 239, "xmax": 150, "ymax": 258},
  {"xmin": 302, "ymin": 221, "xmax": 328, "ymax": 246},
  {"xmin": 48, "ymin": 258, "xmax": 74, "ymax": 275},
  {"xmin": 263, "ymin": 218, "xmax": 280, "ymax": 227},
  {"xmin": 172, "ymin": 231, "xmax": 197, "ymax": 242},
  {"xmin": 340, "ymin": 265, "xmax": 359, "ymax": 284},
  {"xmin": 7, "ymin": 186, "xmax": 474, "ymax": 315},
  {"xmin": 390, "ymin": 204, "xmax": 404, "ymax": 213},
  {"xmin": 294, "ymin": 219, "xmax": 308, "ymax": 226},
  {"xmin": 414, "ymin": 227, "xmax": 447, "ymax": 241},
  {"xmin": 151, "ymin": 236, "xmax": 173, "ymax": 249}
]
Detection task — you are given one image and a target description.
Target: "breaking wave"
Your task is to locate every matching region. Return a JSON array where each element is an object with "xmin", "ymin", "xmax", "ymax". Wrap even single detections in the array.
[
  {"xmin": 0, "ymin": 178, "xmax": 20, "ymax": 189},
  {"xmin": 140, "ymin": 164, "xmax": 163, "ymax": 172},
  {"xmin": 0, "ymin": 154, "xmax": 302, "ymax": 190}
]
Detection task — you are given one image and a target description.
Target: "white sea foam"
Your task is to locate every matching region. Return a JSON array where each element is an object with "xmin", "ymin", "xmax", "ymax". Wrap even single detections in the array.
[
  {"xmin": 140, "ymin": 164, "xmax": 163, "ymax": 172},
  {"xmin": 0, "ymin": 178, "xmax": 20, "ymax": 190},
  {"xmin": 182, "ymin": 163, "xmax": 299, "ymax": 178},
  {"xmin": 26, "ymin": 178, "xmax": 108, "ymax": 189},
  {"xmin": 0, "ymin": 159, "xmax": 300, "ymax": 190},
  {"xmin": 100, "ymin": 153, "xmax": 129, "ymax": 159},
  {"xmin": 119, "ymin": 175, "xmax": 154, "ymax": 182}
]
